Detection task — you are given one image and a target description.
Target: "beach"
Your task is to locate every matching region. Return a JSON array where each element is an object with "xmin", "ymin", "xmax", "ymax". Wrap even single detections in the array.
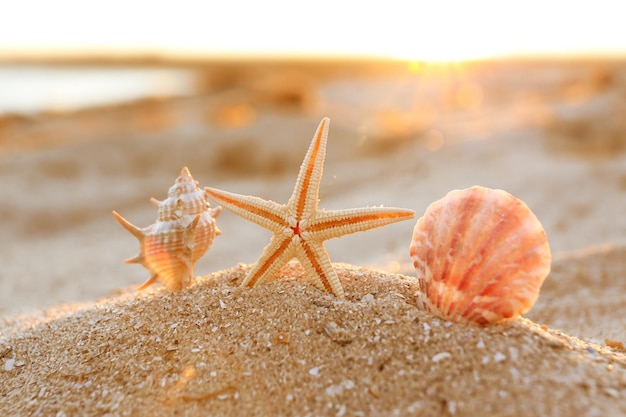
[{"xmin": 1, "ymin": 58, "xmax": 625, "ymax": 415}]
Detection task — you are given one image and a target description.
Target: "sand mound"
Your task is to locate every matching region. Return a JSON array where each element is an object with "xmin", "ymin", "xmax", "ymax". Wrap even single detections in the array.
[
  {"xmin": 1, "ymin": 264, "xmax": 625, "ymax": 416},
  {"xmin": 529, "ymin": 244, "xmax": 626, "ymax": 342}
]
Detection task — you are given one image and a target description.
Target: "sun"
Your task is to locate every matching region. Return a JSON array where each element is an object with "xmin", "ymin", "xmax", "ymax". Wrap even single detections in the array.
[{"xmin": 384, "ymin": 37, "xmax": 501, "ymax": 63}]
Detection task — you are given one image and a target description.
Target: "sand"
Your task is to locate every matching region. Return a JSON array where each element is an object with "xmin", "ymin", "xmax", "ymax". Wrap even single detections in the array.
[
  {"xmin": 1, "ymin": 264, "xmax": 625, "ymax": 416},
  {"xmin": 1, "ymin": 58, "xmax": 626, "ymax": 415}
]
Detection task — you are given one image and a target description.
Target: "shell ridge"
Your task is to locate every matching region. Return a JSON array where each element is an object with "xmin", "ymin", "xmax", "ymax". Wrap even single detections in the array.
[
  {"xmin": 423, "ymin": 204, "xmax": 447, "ymax": 312},
  {"xmin": 450, "ymin": 189, "xmax": 535, "ymax": 320},
  {"xmin": 410, "ymin": 186, "xmax": 551, "ymax": 325},
  {"xmin": 440, "ymin": 190, "xmax": 484, "ymax": 318},
  {"xmin": 458, "ymin": 216, "xmax": 550, "ymax": 319}
]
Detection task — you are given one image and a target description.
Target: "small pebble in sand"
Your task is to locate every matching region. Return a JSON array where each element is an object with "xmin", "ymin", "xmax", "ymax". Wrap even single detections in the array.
[
  {"xmin": 410, "ymin": 186, "xmax": 551, "ymax": 324},
  {"xmin": 361, "ymin": 293, "xmax": 374, "ymax": 303},
  {"xmin": 605, "ymin": 338, "xmax": 626, "ymax": 351},
  {"xmin": 323, "ymin": 321, "xmax": 354, "ymax": 345},
  {"xmin": 432, "ymin": 352, "xmax": 452, "ymax": 362},
  {"xmin": 4, "ymin": 358, "xmax": 15, "ymax": 372},
  {"xmin": 274, "ymin": 332, "xmax": 290, "ymax": 345},
  {"xmin": 447, "ymin": 400, "xmax": 457, "ymax": 415}
]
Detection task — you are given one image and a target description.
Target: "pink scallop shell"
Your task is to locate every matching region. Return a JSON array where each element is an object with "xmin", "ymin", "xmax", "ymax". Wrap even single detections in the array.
[
  {"xmin": 409, "ymin": 186, "xmax": 551, "ymax": 324},
  {"xmin": 113, "ymin": 167, "xmax": 221, "ymax": 291}
]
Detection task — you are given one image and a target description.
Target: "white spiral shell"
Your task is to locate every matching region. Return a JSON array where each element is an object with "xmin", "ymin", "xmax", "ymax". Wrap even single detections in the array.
[{"xmin": 113, "ymin": 167, "xmax": 221, "ymax": 291}]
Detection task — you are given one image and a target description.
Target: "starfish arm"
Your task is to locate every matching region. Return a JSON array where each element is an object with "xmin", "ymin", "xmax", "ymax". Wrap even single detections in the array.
[
  {"xmin": 296, "ymin": 240, "xmax": 345, "ymax": 299},
  {"xmin": 306, "ymin": 207, "xmax": 415, "ymax": 241},
  {"xmin": 287, "ymin": 117, "xmax": 329, "ymax": 218},
  {"xmin": 242, "ymin": 235, "xmax": 297, "ymax": 288},
  {"xmin": 205, "ymin": 187, "xmax": 287, "ymax": 232}
]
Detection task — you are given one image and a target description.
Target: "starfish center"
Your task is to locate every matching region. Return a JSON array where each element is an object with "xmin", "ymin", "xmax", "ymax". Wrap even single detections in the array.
[{"xmin": 290, "ymin": 221, "xmax": 301, "ymax": 236}]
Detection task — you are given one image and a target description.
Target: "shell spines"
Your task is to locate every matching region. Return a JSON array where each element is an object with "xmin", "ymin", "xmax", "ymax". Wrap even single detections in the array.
[{"xmin": 114, "ymin": 167, "xmax": 221, "ymax": 291}]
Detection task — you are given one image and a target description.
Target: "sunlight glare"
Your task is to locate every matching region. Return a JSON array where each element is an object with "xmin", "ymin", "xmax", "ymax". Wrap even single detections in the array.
[
  {"xmin": 386, "ymin": 37, "xmax": 499, "ymax": 63},
  {"xmin": 0, "ymin": 0, "xmax": 624, "ymax": 61}
]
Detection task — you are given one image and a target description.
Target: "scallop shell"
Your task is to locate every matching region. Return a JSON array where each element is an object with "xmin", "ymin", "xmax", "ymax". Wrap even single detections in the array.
[
  {"xmin": 113, "ymin": 167, "xmax": 221, "ymax": 291},
  {"xmin": 409, "ymin": 186, "xmax": 551, "ymax": 325}
]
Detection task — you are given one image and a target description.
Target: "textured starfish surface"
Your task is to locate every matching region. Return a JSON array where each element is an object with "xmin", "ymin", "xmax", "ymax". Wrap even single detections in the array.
[{"xmin": 206, "ymin": 118, "xmax": 415, "ymax": 298}]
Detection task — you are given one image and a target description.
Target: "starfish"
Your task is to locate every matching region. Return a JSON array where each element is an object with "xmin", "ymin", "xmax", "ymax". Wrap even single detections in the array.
[{"xmin": 205, "ymin": 118, "xmax": 415, "ymax": 298}]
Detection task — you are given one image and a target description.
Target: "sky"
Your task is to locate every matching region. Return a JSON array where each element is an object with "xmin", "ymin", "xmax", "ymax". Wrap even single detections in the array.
[{"xmin": 1, "ymin": 0, "xmax": 625, "ymax": 61}]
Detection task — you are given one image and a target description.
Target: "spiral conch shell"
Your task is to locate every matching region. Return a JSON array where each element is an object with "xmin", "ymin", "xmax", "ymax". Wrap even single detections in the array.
[
  {"xmin": 410, "ymin": 186, "xmax": 551, "ymax": 325},
  {"xmin": 113, "ymin": 167, "xmax": 221, "ymax": 291}
]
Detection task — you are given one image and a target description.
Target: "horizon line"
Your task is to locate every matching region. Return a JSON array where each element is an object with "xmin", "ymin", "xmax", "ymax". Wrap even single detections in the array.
[{"xmin": 1, "ymin": 48, "xmax": 626, "ymax": 66}]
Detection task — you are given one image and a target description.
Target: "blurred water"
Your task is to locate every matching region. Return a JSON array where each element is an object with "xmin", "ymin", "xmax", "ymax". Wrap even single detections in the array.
[{"xmin": 0, "ymin": 65, "xmax": 197, "ymax": 114}]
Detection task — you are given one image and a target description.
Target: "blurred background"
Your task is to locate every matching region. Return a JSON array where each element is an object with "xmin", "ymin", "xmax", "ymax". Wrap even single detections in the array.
[{"xmin": 1, "ymin": 0, "xmax": 626, "ymax": 314}]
